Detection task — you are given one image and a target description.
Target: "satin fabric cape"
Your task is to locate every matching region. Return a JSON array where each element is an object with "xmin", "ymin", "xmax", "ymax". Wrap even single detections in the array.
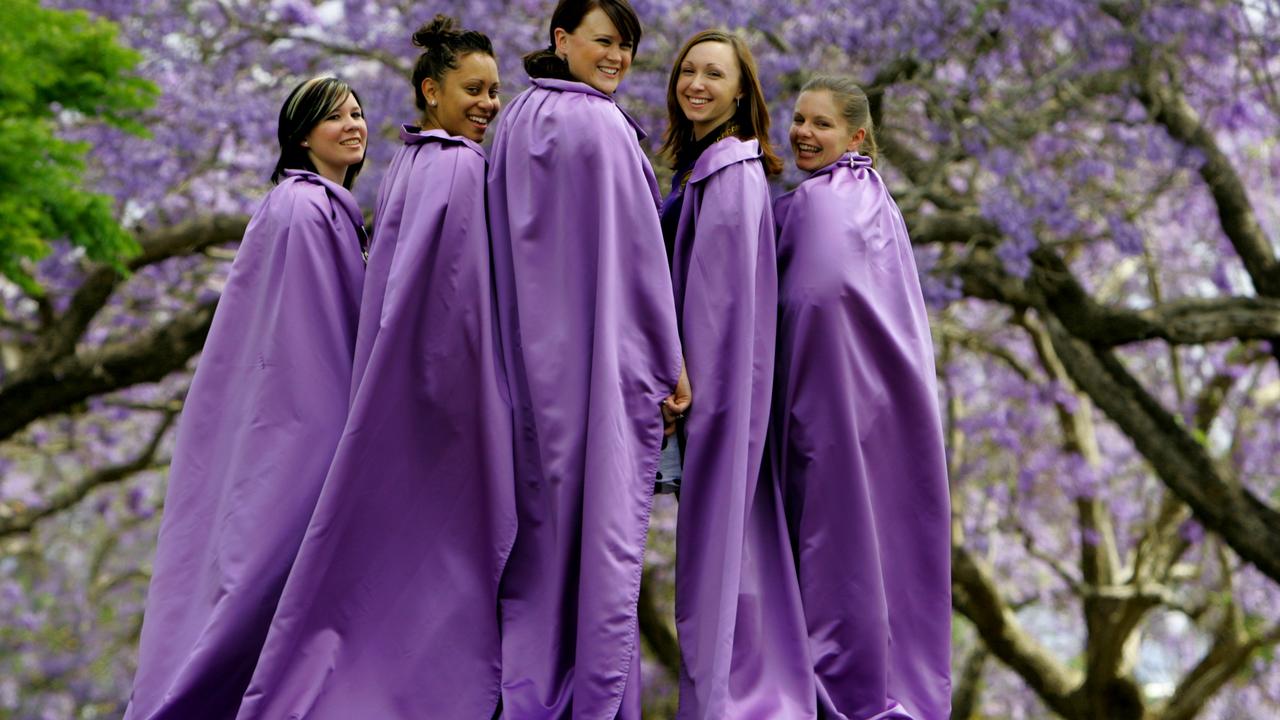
[
  {"xmin": 233, "ymin": 128, "xmax": 517, "ymax": 719},
  {"xmin": 669, "ymin": 138, "xmax": 814, "ymax": 719},
  {"xmin": 125, "ymin": 170, "xmax": 365, "ymax": 720},
  {"xmin": 486, "ymin": 78, "xmax": 682, "ymax": 719},
  {"xmin": 771, "ymin": 153, "xmax": 952, "ymax": 719}
]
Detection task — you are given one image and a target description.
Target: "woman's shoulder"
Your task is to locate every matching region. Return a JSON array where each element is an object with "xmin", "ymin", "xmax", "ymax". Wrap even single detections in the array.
[
  {"xmin": 400, "ymin": 125, "xmax": 485, "ymax": 164},
  {"xmin": 688, "ymin": 136, "xmax": 765, "ymax": 187},
  {"xmin": 522, "ymin": 80, "xmax": 642, "ymax": 141},
  {"xmin": 267, "ymin": 171, "xmax": 362, "ymax": 230}
]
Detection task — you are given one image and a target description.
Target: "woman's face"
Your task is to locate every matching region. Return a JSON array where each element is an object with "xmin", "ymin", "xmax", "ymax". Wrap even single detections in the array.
[
  {"xmin": 789, "ymin": 90, "xmax": 863, "ymax": 172},
  {"xmin": 303, "ymin": 93, "xmax": 367, "ymax": 184},
  {"xmin": 554, "ymin": 7, "xmax": 633, "ymax": 95},
  {"xmin": 422, "ymin": 52, "xmax": 501, "ymax": 142},
  {"xmin": 675, "ymin": 41, "xmax": 741, "ymax": 141}
]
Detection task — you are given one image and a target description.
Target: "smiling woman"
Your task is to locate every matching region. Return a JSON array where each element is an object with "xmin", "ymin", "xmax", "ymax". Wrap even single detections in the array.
[
  {"xmin": 125, "ymin": 75, "xmax": 369, "ymax": 720},
  {"xmin": 229, "ymin": 18, "xmax": 519, "ymax": 719},
  {"xmin": 657, "ymin": 30, "xmax": 809, "ymax": 719},
  {"xmin": 486, "ymin": 0, "xmax": 687, "ymax": 716},
  {"xmin": 272, "ymin": 75, "xmax": 367, "ymax": 188}
]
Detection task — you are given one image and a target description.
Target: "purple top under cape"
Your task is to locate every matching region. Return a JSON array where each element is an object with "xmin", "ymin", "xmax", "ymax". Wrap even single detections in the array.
[
  {"xmin": 668, "ymin": 138, "xmax": 815, "ymax": 719},
  {"xmin": 771, "ymin": 153, "xmax": 952, "ymax": 719},
  {"xmin": 125, "ymin": 170, "xmax": 366, "ymax": 720},
  {"xmin": 233, "ymin": 128, "xmax": 517, "ymax": 719},
  {"xmin": 486, "ymin": 78, "xmax": 683, "ymax": 719}
]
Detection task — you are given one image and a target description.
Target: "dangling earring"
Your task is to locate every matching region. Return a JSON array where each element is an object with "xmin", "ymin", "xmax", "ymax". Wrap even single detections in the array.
[
  {"xmin": 735, "ymin": 97, "xmax": 741, "ymax": 108},
  {"xmin": 429, "ymin": 100, "xmax": 437, "ymax": 107}
]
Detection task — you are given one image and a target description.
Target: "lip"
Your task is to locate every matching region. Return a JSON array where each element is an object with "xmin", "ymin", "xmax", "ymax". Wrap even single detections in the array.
[
  {"xmin": 466, "ymin": 114, "xmax": 490, "ymax": 127},
  {"xmin": 598, "ymin": 66, "xmax": 620, "ymax": 78},
  {"xmin": 794, "ymin": 142, "xmax": 821, "ymax": 155},
  {"xmin": 339, "ymin": 138, "xmax": 363, "ymax": 148},
  {"xmin": 684, "ymin": 95, "xmax": 712, "ymax": 110}
]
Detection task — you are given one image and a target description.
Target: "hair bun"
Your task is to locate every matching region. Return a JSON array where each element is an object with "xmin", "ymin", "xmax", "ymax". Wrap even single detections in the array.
[{"xmin": 413, "ymin": 14, "xmax": 458, "ymax": 47}]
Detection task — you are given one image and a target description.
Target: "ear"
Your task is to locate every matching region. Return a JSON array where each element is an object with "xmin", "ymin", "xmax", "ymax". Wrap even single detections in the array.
[
  {"xmin": 847, "ymin": 127, "xmax": 867, "ymax": 152},
  {"xmin": 421, "ymin": 78, "xmax": 440, "ymax": 108},
  {"xmin": 553, "ymin": 27, "xmax": 569, "ymax": 56}
]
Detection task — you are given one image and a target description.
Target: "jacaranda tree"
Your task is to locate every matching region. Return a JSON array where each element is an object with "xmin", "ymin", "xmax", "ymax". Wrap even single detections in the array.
[{"xmin": 1, "ymin": 1, "xmax": 1277, "ymax": 717}]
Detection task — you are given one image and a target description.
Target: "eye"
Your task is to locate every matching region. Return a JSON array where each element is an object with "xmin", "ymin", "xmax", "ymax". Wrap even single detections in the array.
[
  {"xmin": 352, "ymin": 111, "xmax": 363, "ymax": 120},
  {"xmin": 792, "ymin": 115, "xmax": 803, "ymax": 124},
  {"xmin": 326, "ymin": 113, "xmax": 340, "ymax": 121},
  {"xmin": 466, "ymin": 85, "xmax": 481, "ymax": 94},
  {"xmin": 680, "ymin": 67, "xmax": 694, "ymax": 75},
  {"xmin": 620, "ymin": 42, "xmax": 633, "ymax": 51},
  {"xmin": 490, "ymin": 87, "xmax": 501, "ymax": 98}
]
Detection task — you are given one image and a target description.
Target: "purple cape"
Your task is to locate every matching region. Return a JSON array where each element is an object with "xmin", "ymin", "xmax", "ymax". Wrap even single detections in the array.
[
  {"xmin": 125, "ymin": 170, "xmax": 366, "ymax": 720},
  {"xmin": 771, "ymin": 153, "xmax": 952, "ymax": 719},
  {"xmin": 486, "ymin": 78, "xmax": 682, "ymax": 719},
  {"xmin": 669, "ymin": 138, "xmax": 814, "ymax": 719},
  {"xmin": 233, "ymin": 128, "xmax": 517, "ymax": 719}
]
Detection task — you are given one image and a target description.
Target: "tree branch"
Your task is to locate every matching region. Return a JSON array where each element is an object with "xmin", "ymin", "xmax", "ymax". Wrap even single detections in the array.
[
  {"xmin": 1035, "ymin": 312, "xmax": 1280, "ymax": 583},
  {"xmin": 27, "ymin": 214, "xmax": 246, "ymax": 367},
  {"xmin": 0, "ymin": 410, "xmax": 176, "ymax": 537},
  {"xmin": 951, "ymin": 543, "xmax": 1082, "ymax": 718},
  {"xmin": 637, "ymin": 565, "xmax": 680, "ymax": 680},
  {"xmin": 0, "ymin": 301, "xmax": 215, "ymax": 442},
  {"xmin": 1133, "ymin": 60, "xmax": 1280, "ymax": 297}
]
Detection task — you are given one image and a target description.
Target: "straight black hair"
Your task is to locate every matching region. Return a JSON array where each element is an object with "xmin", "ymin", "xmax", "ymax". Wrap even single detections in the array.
[
  {"xmin": 271, "ymin": 75, "xmax": 364, "ymax": 189},
  {"xmin": 522, "ymin": 0, "xmax": 642, "ymax": 80}
]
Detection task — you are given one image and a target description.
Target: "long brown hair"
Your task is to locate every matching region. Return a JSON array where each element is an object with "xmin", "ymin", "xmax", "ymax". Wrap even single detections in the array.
[{"xmin": 659, "ymin": 30, "xmax": 782, "ymax": 177}]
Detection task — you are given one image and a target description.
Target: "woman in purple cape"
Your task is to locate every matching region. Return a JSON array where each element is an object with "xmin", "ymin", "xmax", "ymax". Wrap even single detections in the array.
[
  {"xmin": 486, "ymin": 0, "xmax": 688, "ymax": 716},
  {"xmin": 124, "ymin": 76, "xmax": 368, "ymax": 720},
  {"xmin": 772, "ymin": 76, "xmax": 952, "ymax": 719},
  {"xmin": 233, "ymin": 18, "xmax": 516, "ymax": 719},
  {"xmin": 660, "ymin": 30, "xmax": 815, "ymax": 719}
]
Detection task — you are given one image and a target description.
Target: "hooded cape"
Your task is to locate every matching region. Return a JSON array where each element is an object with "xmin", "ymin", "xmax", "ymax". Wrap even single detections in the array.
[
  {"xmin": 233, "ymin": 128, "xmax": 517, "ymax": 719},
  {"xmin": 771, "ymin": 153, "xmax": 952, "ymax": 719},
  {"xmin": 668, "ymin": 138, "xmax": 815, "ymax": 719},
  {"xmin": 486, "ymin": 78, "xmax": 683, "ymax": 719},
  {"xmin": 125, "ymin": 170, "xmax": 365, "ymax": 720}
]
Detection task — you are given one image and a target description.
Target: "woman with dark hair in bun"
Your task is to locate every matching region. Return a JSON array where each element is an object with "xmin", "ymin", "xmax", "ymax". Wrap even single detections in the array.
[
  {"xmin": 125, "ymin": 75, "xmax": 368, "ymax": 720},
  {"xmin": 486, "ymin": 0, "xmax": 688, "ymax": 716},
  {"xmin": 232, "ymin": 17, "xmax": 516, "ymax": 719}
]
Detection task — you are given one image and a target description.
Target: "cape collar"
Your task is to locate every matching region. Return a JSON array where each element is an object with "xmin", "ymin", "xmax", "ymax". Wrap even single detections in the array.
[
  {"xmin": 686, "ymin": 136, "xmax": 762, "ymax": 186},
  {"xmin": 806, "ymin": 151, "xmax": 873, "ymax": 180},
  {"xmin": 530, "ymin": 77, "xmax": 648, "ymax": 140},
  {"xmin": 398, "ymin": 125, "xmax": 485, "ymax": 158},
  {"xmin": 281, "ymin": 169, "xmax": 363, "ymax": 230}
]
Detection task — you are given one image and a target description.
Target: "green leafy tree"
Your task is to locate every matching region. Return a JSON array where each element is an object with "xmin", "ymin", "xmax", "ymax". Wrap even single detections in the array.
[{"xmin": 0, "ymin": 0, "xmax": 155, "ymax": 293}]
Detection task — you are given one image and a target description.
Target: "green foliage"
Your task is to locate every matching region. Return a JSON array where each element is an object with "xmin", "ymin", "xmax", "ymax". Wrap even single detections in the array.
[{"xmin": 0, "ymin": 0, "xmax": 157, "ymax": 294}]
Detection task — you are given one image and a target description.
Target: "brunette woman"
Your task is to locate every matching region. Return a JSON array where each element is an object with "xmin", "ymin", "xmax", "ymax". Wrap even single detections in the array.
[
  {"xmin": 233, "ymin": 18, "xmax": 517, "ymax": 719},
  {"xmin": 660, "ymin": 30, "xmax": 815, "ymax": 719},
  {"xmin": 486, "ymin": 0, "xmax": 687, "ymax": 716},
  {"xmin": 125, "ymin": 76, "xmax": 368, "ymax": 720}
]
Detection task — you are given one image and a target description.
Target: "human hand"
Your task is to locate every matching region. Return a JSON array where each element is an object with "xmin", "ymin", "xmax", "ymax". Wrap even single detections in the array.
[{"xmin": 661, "ymin": 361, "xmax": 692, "ymax": 436}]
